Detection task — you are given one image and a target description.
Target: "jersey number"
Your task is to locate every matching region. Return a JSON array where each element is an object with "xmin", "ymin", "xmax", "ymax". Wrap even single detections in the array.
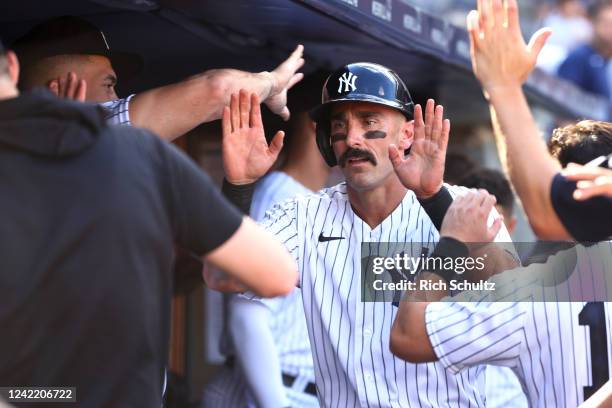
[{"xmin": 579, "ymin": 302, "xmax": 609, "ymax": 399}]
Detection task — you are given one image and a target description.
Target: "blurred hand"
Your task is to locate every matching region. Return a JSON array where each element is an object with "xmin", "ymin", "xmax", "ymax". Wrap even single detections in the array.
[
  {"xmin": 222, "ymin": 89, "xmax": 284, "ymax": 185},
  {"xmin": 440, "ymin": 190, "xmax": 503, "ymax": 243},
  {"xmin": 389, "ymin": 99, "xmax": 450, "ymax": 199},
  {"xmin": 563, "ymin": 162, "xmax": 612, "ymax": 200},
  {"xmin": 466, "ymin": 0, "xmax": 552, "ymax": 94},
  {"xmin": 264, "ymin": 45, "xmax": 305, "ymax": 121},
  {"xmin": 48, "ymin": 72, "xmax": 87, "ymax": 102}
]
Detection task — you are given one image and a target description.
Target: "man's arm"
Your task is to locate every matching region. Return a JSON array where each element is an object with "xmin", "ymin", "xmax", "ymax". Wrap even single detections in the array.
[
  {"xmin": 129, "ymin": 45, "xmax": 304, "ymax": 140},
  {"xmin": 206, "ymin": 217, "xmax": 297, "ymax": 298},
  {"xmin": 390, "ymin": 191, "xmax": 503, "ymax": 362},
  {"xmin": 466, "ymin": 0, "xmax": 573, "ymax": 239}
]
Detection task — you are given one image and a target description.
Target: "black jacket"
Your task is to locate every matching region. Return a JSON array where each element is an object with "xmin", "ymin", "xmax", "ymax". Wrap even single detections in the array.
[{"xmin": 0, "ymin": 91, "xmax": 241, "ymax": 407}]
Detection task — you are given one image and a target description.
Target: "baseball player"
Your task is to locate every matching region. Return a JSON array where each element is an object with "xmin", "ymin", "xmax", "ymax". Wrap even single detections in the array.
[
  {"xmin": 390, "ymin": 188, "xmax": 612, "ymax": 408},
  {"xmin": 217, "ymin": 64, "xmax": 519, "ymax": 406},
  {"xmin": 389, "ymin": 1, "xmax": 612, "ymax": 406}
]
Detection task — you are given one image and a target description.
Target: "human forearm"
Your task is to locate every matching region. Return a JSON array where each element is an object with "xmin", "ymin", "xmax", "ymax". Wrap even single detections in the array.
[
  {"xmin": 487, "ymin": 86, "xmax": 566, "ymax": 238},
  {"xmin": 129, "ymin": 69, "xmax": 274, "ymax": 140},
  {"xmin": 390, "ymin": 271, "xmax": 446, "ymax": 362},
  {"xmin": 206, "ymin": 218, "xmax": 297, "ymax": 298}
]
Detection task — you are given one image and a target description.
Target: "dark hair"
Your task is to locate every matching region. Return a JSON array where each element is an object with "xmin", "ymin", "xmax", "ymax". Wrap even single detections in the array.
[
  {"xmin": 444, "ymin": 151, "xmax": 478, "ymax": 185},
  {"xmin": 548, "ymin": 120, "xmax": 612, "ymax": 167},
  {"xmin": 287, "ymin": 70, "xmax": 330, "ymax": 115},
  {"xmin": 281, "ymin": 70, "xmax": 330, "ymax": 157},
  {"xmin": 461, "ymin": 168, "xmax": 515, "ymax": 214},
  {"xmin": 588, "ymin": 0, "xmax": 612, "ymax": 19}
]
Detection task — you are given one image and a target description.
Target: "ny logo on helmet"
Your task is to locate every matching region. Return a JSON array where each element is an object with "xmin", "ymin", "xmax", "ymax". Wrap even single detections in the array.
[{"xmin": 338, "ymin": 72, "xmax": 357, "ymax": 93}]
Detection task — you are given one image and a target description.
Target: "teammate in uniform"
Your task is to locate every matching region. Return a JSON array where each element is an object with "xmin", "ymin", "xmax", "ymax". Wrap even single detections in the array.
[
  {"xmin": 11, "ymin": 16, "xmax": 304, "ymax": 138},
  {"xmin": 389, "ymin": 1, "xmax": 612, "ymax": 407},
  {"xmin": 216, "ymin": 64, "xmax": 518, "ymax": 406}
]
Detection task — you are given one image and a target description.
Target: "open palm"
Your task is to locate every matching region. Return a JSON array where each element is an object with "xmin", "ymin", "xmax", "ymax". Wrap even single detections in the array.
[
  {"xmin": 222, "ymin": 90, "xmax": 284, "ymax": 185},
  {"xmin": 389, "ymin": 99, "xmax": 450, "ymax": 199}
]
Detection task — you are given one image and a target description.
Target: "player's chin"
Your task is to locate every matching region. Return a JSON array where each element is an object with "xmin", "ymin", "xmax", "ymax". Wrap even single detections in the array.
[{"xmin": 344, "ymin": 173, "xmax": 378, "ymax": 191}]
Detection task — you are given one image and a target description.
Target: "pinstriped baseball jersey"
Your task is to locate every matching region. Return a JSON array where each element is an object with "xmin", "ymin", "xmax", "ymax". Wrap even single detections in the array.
[
  {"xmin": 260, "ymin": 182, "xmax": 513, "ymax": 407},
  {"xmin": 251, "ymin": 172, "xmax": 316, "ymax": 381},
  {"xmin": 100, "ymin": 94, "xmax": 135, "ymax": 126},
  {"xmin": 226, "ymin": 171, "xmax": 317, "ymax": 408},
  {"xmin": 426, "ymin": 241, "xmax": 612, "ymax": 408}
]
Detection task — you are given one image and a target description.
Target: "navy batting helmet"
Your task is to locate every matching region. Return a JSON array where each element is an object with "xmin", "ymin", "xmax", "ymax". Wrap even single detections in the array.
[{"xmin": 309, "ymin": 62, "xmax": 414, "ymax": 167}]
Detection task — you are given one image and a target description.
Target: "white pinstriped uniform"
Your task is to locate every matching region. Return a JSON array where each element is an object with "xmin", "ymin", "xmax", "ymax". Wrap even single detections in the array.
[
  {"xmin": 250, "ymin": 172, "xmax": 316, "ymax": 381},
  {"xmin": 426, "ymin": 242, "xmax": 612, "ymax": 408},
  {"xmin": 234, "ymin": 171, "xmax": 317, "ymax": 407},
  {"xmin": 260, "ymin": 182, "xmax": 515, "ymax": 407}
]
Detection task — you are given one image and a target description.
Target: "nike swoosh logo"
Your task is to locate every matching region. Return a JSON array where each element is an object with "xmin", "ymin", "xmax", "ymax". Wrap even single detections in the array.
[{"xmin": 318, "ymin": 232, "xmax": 345, "ymax": 242}]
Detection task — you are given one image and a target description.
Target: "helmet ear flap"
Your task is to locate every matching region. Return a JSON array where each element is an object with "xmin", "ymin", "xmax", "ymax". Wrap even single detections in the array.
[{"xmin": 315, "ymin": 121, "xmax": 337, "ymax": 167}]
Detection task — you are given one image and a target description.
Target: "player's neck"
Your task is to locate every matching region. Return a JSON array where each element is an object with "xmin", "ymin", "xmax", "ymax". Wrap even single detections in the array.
[{"xmin": 347, "ymin": 176, "xmax": 407, "ymax": 229}]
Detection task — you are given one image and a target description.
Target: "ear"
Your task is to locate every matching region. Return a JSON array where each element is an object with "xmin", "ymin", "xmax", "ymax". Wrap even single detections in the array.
[
  {"xmin": 6, "ymin": 51, "xmax": 19, "ymax": 86},
  {"xmin": 398, "ymin": 119, "xmax": 414, "ymax": 151}
]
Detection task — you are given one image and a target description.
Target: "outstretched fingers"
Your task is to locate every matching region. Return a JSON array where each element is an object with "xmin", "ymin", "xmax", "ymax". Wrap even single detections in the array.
[
  {"xmin": 431, "ymin": 104, "xmax": 444, "ymax": 145},
  {"xmin": 268, "ymin": 130, "xmax": 285, "ymax": 158},
  {"xmin": 230, "ymin": 93, "xmax": 240, "ymax": 133},
  {"xmin": 413, "ymin": 104, "xmax": 424, "ymax": 140},
  {"xmin": 222, "ymin": 106, "xmax": 232, "ymax": 138},
  {"xmin": 239, "ymin": 89, "xmax": 250, "ymax": 129},
  {"xmin": 249, "ymin": 93, "xmax": 263, "ymax": 129},
  {"xmin": 388, "ymin": 144, "xmax": 405, "ymax": 170},
  {"xmin": 424, "ymin": 99, "xmax": 435, "ymax": 141},
  {"xmin": 527, "ymin": 28, "xmax": 553, "ymax": 61}
]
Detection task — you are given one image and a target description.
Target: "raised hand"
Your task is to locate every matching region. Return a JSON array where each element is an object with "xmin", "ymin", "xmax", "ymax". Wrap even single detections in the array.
[
  {"xmin": 264, "ymin": 45, "xmax": 305, "ymax": 121},
  {"xmin": 222, "ymin": 89, "xmax": 284, "ymax": 185},
  {"xmin": 389, "ymin": 99, "xmax": 450, "ymax": 199},
  {"xmin": 48, "ymin": 72, "xmax": 87, "ymax": 102},
  {"xmin": 467, "ymin": 0, "xmax": 552, "ymax": 93},
  {"xmin": 563, "ymin": 162, "xmax": 612, "ymax": 200},
  {"xmin": 440, "ymin": 190, "xmax": 503, "ymax": 243}
]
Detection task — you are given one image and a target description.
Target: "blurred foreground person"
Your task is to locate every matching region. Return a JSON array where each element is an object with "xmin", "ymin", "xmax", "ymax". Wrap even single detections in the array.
[{"xmin": 0, "ymin": 41, "xmax": 297, "ymax": 407}]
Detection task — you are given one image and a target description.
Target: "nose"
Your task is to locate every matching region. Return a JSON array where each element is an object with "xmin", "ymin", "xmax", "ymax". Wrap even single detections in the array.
[{"xmin": 345, "ymin": 122, "xmax": 365, "ymax": 149}]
